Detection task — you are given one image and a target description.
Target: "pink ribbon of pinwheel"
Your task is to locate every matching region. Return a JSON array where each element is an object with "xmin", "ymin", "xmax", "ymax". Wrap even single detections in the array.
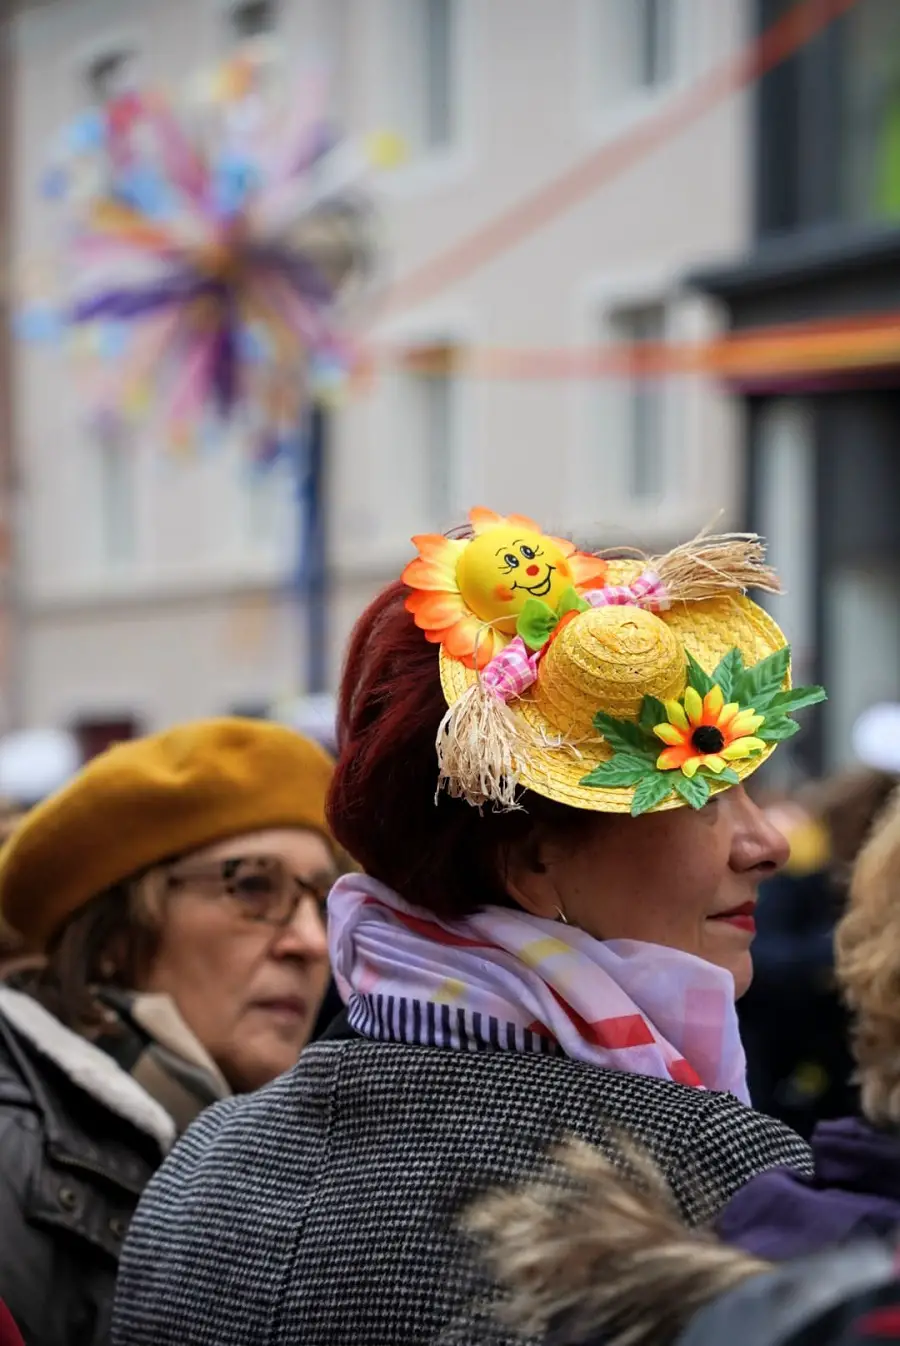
[{"xmin": 584, "ymin": 568, "xmax": 670, "ymax": 612}]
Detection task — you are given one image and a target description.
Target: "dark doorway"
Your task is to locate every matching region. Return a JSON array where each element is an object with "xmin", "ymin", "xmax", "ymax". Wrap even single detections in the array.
[{"xmin": 72, "ymin": 717, "xmax": 141, "ymax": 763}]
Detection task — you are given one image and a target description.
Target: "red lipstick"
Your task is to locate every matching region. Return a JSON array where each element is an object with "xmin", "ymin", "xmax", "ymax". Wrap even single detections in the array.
[{"xmin": 710, "ymin": 901, "xmax": 756, "ymax": 933}]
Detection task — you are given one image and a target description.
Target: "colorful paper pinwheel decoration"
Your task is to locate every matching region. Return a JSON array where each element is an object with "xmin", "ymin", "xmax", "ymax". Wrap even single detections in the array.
[{"xmin": 19, "ymin": 45, "xmax": 399, "ymax": 462}]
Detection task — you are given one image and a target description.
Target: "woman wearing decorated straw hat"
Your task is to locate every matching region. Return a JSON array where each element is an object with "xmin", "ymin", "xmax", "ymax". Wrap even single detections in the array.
[
  {"xmin": 0, "ymin": 717, "xmax": 339, "ymax": 1346},
  {"xmin": 112, "ymin": 508, "xmax": 820, "ymax": 1346}
]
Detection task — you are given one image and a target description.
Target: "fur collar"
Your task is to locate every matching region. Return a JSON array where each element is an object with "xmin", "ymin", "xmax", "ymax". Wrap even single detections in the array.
[{"xmin": 0, "ymin": 987, "xmax": 176, "ymax": 1153}]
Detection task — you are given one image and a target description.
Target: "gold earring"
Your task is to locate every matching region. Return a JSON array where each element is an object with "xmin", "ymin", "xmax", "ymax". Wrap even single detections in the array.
[{"xmin": 554, "ymin": 905, "xmax": 569, "ymax": 925}]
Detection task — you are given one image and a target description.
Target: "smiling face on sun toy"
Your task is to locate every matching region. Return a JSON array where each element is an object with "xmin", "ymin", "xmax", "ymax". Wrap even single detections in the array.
[
  {"xmin": 401, "ymin": 507, "xmax": 608, "ymax": 669},
  {"xmin": 456, "ymin": 524, "xmax": 574, "ymax": 631}
]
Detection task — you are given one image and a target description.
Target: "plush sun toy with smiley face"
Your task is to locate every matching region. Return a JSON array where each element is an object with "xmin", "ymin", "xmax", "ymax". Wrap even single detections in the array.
[{"xmin": 402, "ymin": 507, "xmax": 608, "ymax": 668}]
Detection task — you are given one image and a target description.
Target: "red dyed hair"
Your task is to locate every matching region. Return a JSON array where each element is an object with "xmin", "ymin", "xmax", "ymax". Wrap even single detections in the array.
[{"xmin": 327, "ymin": 580, "xmax": 595, "ymax": 920}]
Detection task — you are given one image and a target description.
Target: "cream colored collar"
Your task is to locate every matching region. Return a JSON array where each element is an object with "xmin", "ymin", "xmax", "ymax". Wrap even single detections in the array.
[{"xmin": 0, "ymin": 986, "xmax": 176, "ymax": 1152}]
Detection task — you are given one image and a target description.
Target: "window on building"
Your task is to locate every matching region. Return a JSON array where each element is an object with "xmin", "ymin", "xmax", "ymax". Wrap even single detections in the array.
[
  {"xmin": 839, "ymin": 0, "xmax": 900, "ymax": 224},
  {"xmin": 227, "ymin": 0, "xmax": 278, "ymax": 38},
  {"xmin": 398, "ymin": 344, "xmax": 460, "ymax": 529},
  {"xmin": 228, "ymin": 701, "xmax": 270, "ymax": 720},
  {"xmin": 592, "ymin": 0, "xmax": 678, "ymax": 109},
  {"xmin": 389, "ymin": 0, "xmax": 458, "ymax": 154},
  {"xmin": 242, "ymin": 454, "xmax": 293, "ymax": 556},
  {"xmin": 321, "ymin": 0, "xmax": 352, "ymax": 122},
  {"xmin": 84, "ymin": 47, "xmax": 137, "ymax": 103},
  {"xmin": 609, "ymin": 304, "xmax": 667, "ymax": 502},
  {"xmin": 757, "ymin": 0, "xmax": 900, "ymax": 236},
  {"xmin": 824, "ymin": 567, "xmax": 900, "ymax": 770},
  {"xmin": 634, "ymin": 0, "xmax": 676, "ymax": 89},
  {"xmin": 95, "ymin": 425, "xmax": 137, "ymax": 567},
  {"xmin": 244, "ymin": 471, "xmax": 278, "ymax": 551},
  {"xmin": 72, "ymin": 717, "xmax": 140, "ymax": 763}
]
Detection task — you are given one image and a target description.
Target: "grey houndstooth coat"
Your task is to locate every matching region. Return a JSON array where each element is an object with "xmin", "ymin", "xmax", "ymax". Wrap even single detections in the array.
[{"xmin": 111, "ymin": 1023, "xmax": 812, "ymax": 1346}]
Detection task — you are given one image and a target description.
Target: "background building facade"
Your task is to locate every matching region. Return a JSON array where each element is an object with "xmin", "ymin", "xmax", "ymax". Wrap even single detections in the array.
[
  {"xmin": 694, "ymin": 0, "xmax": 900, "ymax": 776},
  {"xmin": 8, "ymin": 0, "xmax": 748, "ymax": 745}
]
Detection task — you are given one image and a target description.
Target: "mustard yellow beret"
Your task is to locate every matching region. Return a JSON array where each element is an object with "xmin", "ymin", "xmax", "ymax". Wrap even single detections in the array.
[{"xmin": 0, "ymin": 717, "xmax": 336, "ymax": 947}]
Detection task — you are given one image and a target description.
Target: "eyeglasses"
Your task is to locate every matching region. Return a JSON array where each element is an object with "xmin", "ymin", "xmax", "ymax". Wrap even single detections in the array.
[{"xmin": 165, "ymin": 855, "xmax": 334, "ymax": 928}]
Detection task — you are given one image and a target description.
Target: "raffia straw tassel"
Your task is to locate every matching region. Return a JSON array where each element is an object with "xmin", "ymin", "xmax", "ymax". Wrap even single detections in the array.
[
  {"xmin": 435, "ymin": 682, "xmax": 524, "ymax": 811},
  {"xmin": 654, "ymin": 532, "xmax": 782, "ymax": 604}
]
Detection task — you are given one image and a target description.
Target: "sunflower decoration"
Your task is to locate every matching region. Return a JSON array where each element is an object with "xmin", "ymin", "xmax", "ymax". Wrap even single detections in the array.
[
  {"xmin": 584, "ymin": 647, "xmax": 826, "ymax": 815},
  {"xmin": 653, "ymin": 686, "xmax": 766, "ymax": 779},
  {"xmin": 402, "ymin": 507, "xmax": 609, "ymax": 669}
]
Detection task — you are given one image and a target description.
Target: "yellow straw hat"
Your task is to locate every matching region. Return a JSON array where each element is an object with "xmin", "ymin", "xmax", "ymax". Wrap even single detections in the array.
[{"xmin": 403, "ymin": 509, "xmax": 826, "ymax": 817}]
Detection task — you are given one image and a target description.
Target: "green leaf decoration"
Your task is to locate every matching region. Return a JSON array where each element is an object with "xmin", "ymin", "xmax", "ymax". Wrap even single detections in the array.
[
  {"xmin": 630, "ymin": 773, "xmax": 676, "ymax": 816},
  {"xmin": 734, "ymin": 646, "xmax": 791, "ymax": 709},
  {"xmin": 578, "ymin": 645, "xmax": 822, "ymax": 812},
  {"xmin": 710, "ymin": 648, "xmax": 745, "ymax": 704},
  {"xmin": 762, "ymin": 686, "xmax": 827, "ymax": 717},
  {"xmin": 556, "ymin": 586, "xmax": 590, "ymax": 618},
  {"xmin": 592, "ymin": 711, "xmax": 658, "ymax": 761},
  {"xmin": 638, "ymin": 695, "xmax": 669, "ymax": 734},
  {"xmin": 699, "ymin": 765, "xmax": 741, "ymax": 785},
  {"xmin": 580, "ymin": 755, "xmax": 656, "ymax": 789},
  {"xmin": 685, "ymin": 653, "xmax": 714, "ymax": 698},
  {"xmin": 672, "ymin": 772, "xmax": 711, "ymax": 810},
  {"xmin": 516, "ymin": 598, "xmax": 558, "ymax": 651},
  {"xmin": 757, "ymin": 717, "xmax": 801, "ymax": 743}
]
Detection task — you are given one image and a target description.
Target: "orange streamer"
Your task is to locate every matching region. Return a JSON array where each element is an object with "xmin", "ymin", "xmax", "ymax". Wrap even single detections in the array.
[{"xmin": 354, "ymin": 309, "xmax": 900, "ymax": 384}]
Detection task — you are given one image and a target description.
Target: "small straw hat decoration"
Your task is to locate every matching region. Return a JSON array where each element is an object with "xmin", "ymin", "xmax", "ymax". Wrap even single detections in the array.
[{"xmin": 402, "ymin": 507, "xmax": 826, "ymax": 816}]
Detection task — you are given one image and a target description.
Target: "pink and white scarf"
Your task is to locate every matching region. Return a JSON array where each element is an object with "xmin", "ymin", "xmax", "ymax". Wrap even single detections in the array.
[{"xmin": 328, "ymin": 874, "xmax": 750, "ymax": 1102}]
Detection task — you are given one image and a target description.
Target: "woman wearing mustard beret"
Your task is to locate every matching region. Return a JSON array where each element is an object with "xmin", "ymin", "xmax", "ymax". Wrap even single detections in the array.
[
  {"xmin": 113, "ymin": 510, "xmax": 822, "ymax": 1346},
  {"xmin": 0, "ymin": 717, "xmax": 339, "ymax": 1346}
]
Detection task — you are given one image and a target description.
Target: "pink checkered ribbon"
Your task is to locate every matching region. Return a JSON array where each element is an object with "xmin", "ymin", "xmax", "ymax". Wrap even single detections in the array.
[
  {"xmin": 481, "ymin": 636, "xmax": 540, "ymax": 702},
  {"xmin": 584, "ymin": 568, "xmax": 670, "ymax": 613}
]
